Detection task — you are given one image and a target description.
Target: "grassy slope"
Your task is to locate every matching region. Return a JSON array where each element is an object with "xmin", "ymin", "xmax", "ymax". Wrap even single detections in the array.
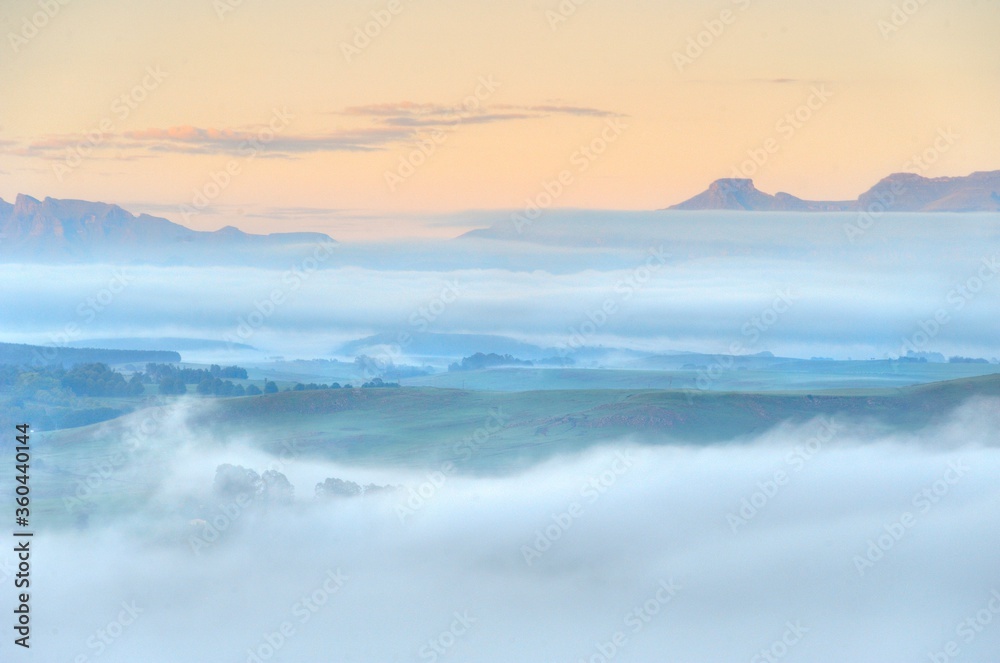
[
  {"xmin": 399, "ymin": 362, "xmax": 1000, "ymax": 392},
  {"xmin": 181, "ymin": 374, "xmax": 1000, "ymax": 469},
  {"xmin": 23, "ymin": 374, "xmax": 1000, "ymax": 526}
]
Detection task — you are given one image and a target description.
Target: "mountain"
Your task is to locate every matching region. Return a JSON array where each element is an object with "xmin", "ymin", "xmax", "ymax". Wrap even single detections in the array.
[
  {"xmin": 65, "ymin": 337, "xmax": 257, "ymax": 352},
  {"xmin": 0, "ymin": 194, "xmax": 336, "ymax": 263},
  {"xmin": 667, "ymin": 178, "xmax": 853, "ymax": 212},
  {"xmin": 667, "ymin": 171, "xmax": 1000, "ymax": 212},
  {"xmin": 855, "ymin": 171, "xmax": 1000, "ymax": 212},
  {"xmin": 0, "ymin": 341, "xmax": 180, "ymax": 367},
  {"xmin": 336, "ymin": 332, "xmax": 555, "ymax": 360}
]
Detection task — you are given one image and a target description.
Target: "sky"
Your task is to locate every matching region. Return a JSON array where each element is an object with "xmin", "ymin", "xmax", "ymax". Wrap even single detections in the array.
[{"xmin": 1, "ymin": 0, "xmax": 999, "ymax": 238}]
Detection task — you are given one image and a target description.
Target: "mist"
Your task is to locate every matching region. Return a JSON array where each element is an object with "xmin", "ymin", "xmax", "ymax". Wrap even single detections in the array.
[
  {"xmin": 1, "ymin": 210, "xmax": 998, "ymax": 361},
  {"xmin": 4, "ymin": 399, "xmax": 999, "ymax": 662}
]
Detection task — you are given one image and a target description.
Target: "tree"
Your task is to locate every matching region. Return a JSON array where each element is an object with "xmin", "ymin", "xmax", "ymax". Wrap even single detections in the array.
[
  {"xmin": 263, "ymin": 380, "xmax": 278, "ymax": 394},
  {"xmin": 60, "ymin": 363, "xmax": 129, "ymax": 396},
  {"xmin": 126, "ymin": 373, "xmax": 145, "ymax": 396},
  {"xmin": 213, "ymin": 464, "xmax": 263, "ymax": 500},
  {"xmin": 213, "ymin": 464, "xmax": 294, "ymax": 506},
  {"xmin": 158, "ymin": 376, "xmax": 186, "ymax": 395},
  {"xmin": 245, "ymin": 384, "xmax": 262, "ymax": 396},
  {"xmin": 262, "ymin": 470, "xmax": 294, "ymax": 504},
  {"xmin": 315, "ymin": 477, "xmax": 362, "ymax": 498}
]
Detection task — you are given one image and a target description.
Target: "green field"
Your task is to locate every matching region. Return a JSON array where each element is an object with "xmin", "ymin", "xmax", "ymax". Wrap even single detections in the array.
[
  {"xmin": 23, "ymin": 373, "xmax": 1000, "ymax": 527},
  {"xmin": 399, "ymin": 361, "xmax": 1000, "ymax": 392}
]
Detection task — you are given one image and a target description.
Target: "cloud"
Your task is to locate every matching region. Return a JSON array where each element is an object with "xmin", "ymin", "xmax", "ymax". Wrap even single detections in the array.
[
  {"xmin": 2, "ymin": 205, "xmax": 1000, "ymax": 361},
  {"xmin": 132, "ymin": 126, "xmax": 417, "ymax": 155},
  {"xmin": 15, "ymin": 128, "xmax": 411, "ymax": 159},
  {"xmin": 495, "ymin": 103, "xmax": 620, "ymax": 117},
  {"xmin": 8, "ymin": 101, "xmax": 622, "ymax": 161},
  {"xmin": 341, "ymin": 101, "xmax": 621, "ymax": 128},
  {"xmin": 379, "ymin": 112, "xmax": 537, "ymax": 127},
  {"xmin": 6, "ymin": 400, "xmax": 999, "ymax": 662}
]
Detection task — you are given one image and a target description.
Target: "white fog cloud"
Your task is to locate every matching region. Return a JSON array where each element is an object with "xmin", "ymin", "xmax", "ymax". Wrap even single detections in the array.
[{"xmin": 3, "ymin": 399, "xmax": 998, "ymax": 662}]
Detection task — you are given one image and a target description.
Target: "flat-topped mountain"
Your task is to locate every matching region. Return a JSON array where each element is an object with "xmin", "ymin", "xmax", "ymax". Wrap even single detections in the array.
[
  {"xmin": 0, "ymin": 194, "xmax": 336, "ymax": 263},
  {"xmin": 668, "ymin": 170, "xmax": 1000, "ymax": 212}
]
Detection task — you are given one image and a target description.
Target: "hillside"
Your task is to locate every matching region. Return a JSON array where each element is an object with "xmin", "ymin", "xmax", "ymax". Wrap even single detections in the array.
[
  {"xmin": 668, "ymin": 170, "xmax": 1000, "ymax": 212},
  {"xmin": 39, "ymin": 374, "xmax": 1000, "ymax": 480},
  {"xmin": 0, "ymin": 341, "xmax": 180, "ymax": 367},
  {"xmin": 667, "ymin": 178, "xmax": 853, "ymax": 211},
  {"xmin": 0, "ymin": 194, "xmax": 336, "ymax": 263},
  {"xmin": 337, "ymin": 331, "xmax": 556, "ymax": 360}
]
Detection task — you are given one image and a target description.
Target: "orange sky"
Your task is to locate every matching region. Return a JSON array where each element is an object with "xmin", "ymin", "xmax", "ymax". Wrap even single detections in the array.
[{"xmin": 1, "ymin": 0, "xmax": 998, "ymax": 238}]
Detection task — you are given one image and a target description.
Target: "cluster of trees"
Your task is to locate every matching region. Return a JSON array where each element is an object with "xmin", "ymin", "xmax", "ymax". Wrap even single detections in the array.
[
  {"xmin": 212, "ymin": 466, "xmax": 397, "ymax": 506},
  {"xmin": 290, "ymin": 382, "xmax": 339, "ymax": 391},
  {"xmin": 213, "ymin": 464, "xmax": 293, "ymax": 506},
  {"xmin": 284, "ymin": 379, "xmax": 399, "ymax": 391},
  {"xmin": 145, "ymin": 363, "xmax": 251, "ymax": 396},
  {"xmin": 196, "ymin": 377, "xmax": 252, "ymax": 397},
  {"xmin": 0, "ymin": 361, "xmax": 260, "ymax": 399},
  {"xmin": 61, "ymin": 363, "xmax": 145, "ymax": 397},
  {"xmin": 145, "ymin": 363, "xmax": 248, "ymax": 382},
  {"xmin": 948, "ymin": 356, "xmax": 991, "ymax": 364},
  {"xmin": 157, "ymin": 376, "xmax": 187, "ymax": 395},
  {"xmin": 360, "ymin": 378, "xmax": 400, "ymax": 388},
  {"xmin": 447, "ymin": 352, "xmax": 575, "ymax": 372},
  {"xmin": 1, "ymin": 359, "xmax": 410, "ymax": 402},
  {"xmin": 898, "ymin": 354, "xmax": 994, "ymax": 364},
  {"xmin": 0, "ymin": 363, "xmax": 144, "ymax": 398},
  {"xmin": 448, "ymin": 352, "xmax": 534, "ymax": 372},
  {"xmin": 315, "ymin": 477, "xmax": 397, "ymax": 499}
]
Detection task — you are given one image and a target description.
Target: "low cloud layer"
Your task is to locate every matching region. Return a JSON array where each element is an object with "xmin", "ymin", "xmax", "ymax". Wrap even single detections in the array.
[
  {"xmin": 1, "ymin": 232, "xmax": 998, "ymax": 360},
  {"xmin": 3, "ymin": 400, "xmax": 999, "ymax": 661}
]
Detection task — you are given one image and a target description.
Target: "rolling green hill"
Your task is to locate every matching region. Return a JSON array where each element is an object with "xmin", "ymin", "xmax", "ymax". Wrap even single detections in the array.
[
  {"xmin": 23, "ymin": 374, "xmax": 1000, "ymax": 526},
  {"xmin": 203, "ymin": 374, "xmax": 1000, "ymax": 465},
  {"xmin": 399, "ymin": 362, "xmax": 1000, "ymax": 393}
]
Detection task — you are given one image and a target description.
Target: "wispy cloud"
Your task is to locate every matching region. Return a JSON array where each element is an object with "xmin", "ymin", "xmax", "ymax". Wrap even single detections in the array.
[
  {"xmin": 17, "ymin": 126, "xmax": 414, "ymax": 159},
  {"xmin": 341, "ymin": 101, "xmax": 621, "ymax": 127},
  {"xmin": 495, "ymin": 103, "xmax": 620, "ymax": 117},
  {"xmin": 127, "ymin": 125, "xmax": 413, "ymax": 156},
  {"xmin": 9, "ymin": 101, "xmax": 624, "ymax": 161}
]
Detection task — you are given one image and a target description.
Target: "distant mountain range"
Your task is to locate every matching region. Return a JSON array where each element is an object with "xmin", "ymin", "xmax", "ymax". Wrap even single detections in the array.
[
  {"xmin": 0, "ymin": 194, "xmax": 336, "ymax": 263},
  {"xmin": 337, "ymin": 332, "xmax": 559, "ymax": 360},
  {"xmin": 667, "ymin": 171, "xmax": 1000, "ymax": 212},
  {"xmin": 65, "ymin": 337, "xmax": 257, "ymax": 352},
  {"xmin": 0, "ymin": 342, "xmax": 180, "ymax": 368}
]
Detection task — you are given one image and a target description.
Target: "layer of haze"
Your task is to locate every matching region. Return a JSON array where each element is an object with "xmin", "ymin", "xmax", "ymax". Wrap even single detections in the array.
[
  {"xmin": 1, "ymin": 212, "xmax": 998, "ymax": 360},
  {"xmin": 1, "ymin": 399, "xmax": 998, "ymax": 662}
]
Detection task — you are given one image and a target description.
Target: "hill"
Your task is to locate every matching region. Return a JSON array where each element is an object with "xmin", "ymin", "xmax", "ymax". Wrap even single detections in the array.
[
  {"xmin": 66, "ymin": 337, "xmax": 256, "ymax": 352},
  {"xmin": 667, "ymin": 170, "xmax": 1000, "ymax": 212},
  {"xmin": 667, "ymin": 178, "xmax": 852, "ymax": 212},
  {"xmin": 0, "ymin": 194, "xmax": 336, "ymax": 264},
  {"xmin": 0, "ymin": 341, "xmax": 180, "ymax": 367},
  {"xmin": 40, "ymin": 374, "xmax": 1000, "ymax": 479},
  {"xmin": 337, "ymin": 331, "xmax": 557, "ymax": 360}
]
